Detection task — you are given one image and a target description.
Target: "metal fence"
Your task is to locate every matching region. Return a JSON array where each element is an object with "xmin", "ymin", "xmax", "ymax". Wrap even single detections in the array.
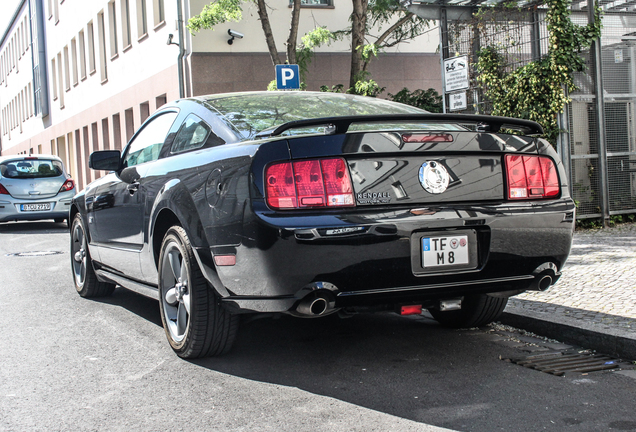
[{"xmin": 442, "ymin": 1, "xmax": 636, "ymax": 220}]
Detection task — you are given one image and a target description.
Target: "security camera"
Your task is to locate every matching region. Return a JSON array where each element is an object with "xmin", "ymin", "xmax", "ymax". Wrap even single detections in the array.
[
  {"xmin": 167, "ymin": 33, "xmax": 178, "ymax": 46},
  {"xmin": 227, "ymin": 29, "xmax": 244, "ymax": 45}
]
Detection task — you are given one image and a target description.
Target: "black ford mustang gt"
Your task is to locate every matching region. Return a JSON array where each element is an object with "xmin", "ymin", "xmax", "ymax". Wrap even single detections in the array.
[{"xmin": 70, "ymin": 91, "xmax": 575, "ymax": 358}]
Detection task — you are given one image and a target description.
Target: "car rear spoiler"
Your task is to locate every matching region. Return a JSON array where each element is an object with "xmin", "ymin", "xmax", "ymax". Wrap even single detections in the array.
[{"xmin": 258, "ymin": 113, "xmax": 544, "ymax": 138}]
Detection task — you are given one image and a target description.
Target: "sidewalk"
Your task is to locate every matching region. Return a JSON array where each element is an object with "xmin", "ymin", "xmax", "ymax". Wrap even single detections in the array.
[{"xmin": 501, "ymin": 222, "xmax": 636, "ymax": 360}]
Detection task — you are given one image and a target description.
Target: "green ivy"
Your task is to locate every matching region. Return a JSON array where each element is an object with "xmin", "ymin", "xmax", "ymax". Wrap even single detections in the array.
[{"xmin": 476, "ymin": 0, "xmax": 602, "ymax": 145}]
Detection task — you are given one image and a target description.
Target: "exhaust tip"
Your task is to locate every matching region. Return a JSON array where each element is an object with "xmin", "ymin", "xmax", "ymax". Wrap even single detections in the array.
[
  {"xmin": 294, "ymin": 291, "xmax": 335, "ymax": 317},
  {"xmin": 309, "ymin": 298, "xmax": 328, "ymax": 315},
  {"xmin": 538, "ymin": 275, "xmax": 552, "ymax": 291}
]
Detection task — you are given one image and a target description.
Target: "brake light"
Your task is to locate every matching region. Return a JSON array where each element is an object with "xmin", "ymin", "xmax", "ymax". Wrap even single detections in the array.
[
  {"xmin": 402, "ymin": 133, "xmax": 454, "ymax": 143},
  {"xmin": 265, "ymin": 158, "xmax": 355, "ymax": 209},
  {"xmin": 59, "ymin": 179, "xmax": 75, "ymax": 193},
  {"xmin": 0, "ymin": 183, "xmax": 10, "ymax": 195},
  {"xmin": 505, "ymin": 155, "xmax": 560, "ymax": 200}
]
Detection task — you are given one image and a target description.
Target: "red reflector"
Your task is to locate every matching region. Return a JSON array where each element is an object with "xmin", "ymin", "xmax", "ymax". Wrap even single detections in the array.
[
  {"xmin": 214, "ymin": 255, "xmax": 236, "ymax": 266},
  {"xmin": 0, "ymin": 184, "xmax": 10, "ymax": 195},
  {"xmin": 400, "ymin": 305, "xmax": 423, "ymax": 316},
  {"xmin": 402, "ymin": 133, "xmax": 454, "ymax": 143},
  {"xmin": 505, "ymin": 155, "xmax": 560, "ymax": 200},
  {"xmin": 265, "ymin": 158, "xmax": 355, "ymax": 210}
]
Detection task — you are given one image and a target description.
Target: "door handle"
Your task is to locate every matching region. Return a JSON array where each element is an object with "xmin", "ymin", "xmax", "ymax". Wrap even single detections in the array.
[{"xmin": 127, "ymin": 181, "xmax": 140, "ymax": 195}]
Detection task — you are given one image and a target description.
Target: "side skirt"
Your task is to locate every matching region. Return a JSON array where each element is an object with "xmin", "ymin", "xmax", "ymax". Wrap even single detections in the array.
[{"xmin": 95, "ymin": 268, "xmax": 159, "ymax": 300}]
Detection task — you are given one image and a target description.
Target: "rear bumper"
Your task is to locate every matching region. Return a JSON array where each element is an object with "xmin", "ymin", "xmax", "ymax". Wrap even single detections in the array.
[
  {"xmin": 212, "ymin": 199, "xmax": 575, "ymax": 313},
  {"xmin": 0, "ymin": 195, "xmax": 73, "ymax": 222}
]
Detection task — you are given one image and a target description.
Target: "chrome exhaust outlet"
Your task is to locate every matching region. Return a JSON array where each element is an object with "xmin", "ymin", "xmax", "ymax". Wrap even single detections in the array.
[
  {"xmin": 528, "ymin": 262, "xmax": 558, "ymax": 291},
  {"xmin": 297, "ymin": 296, "xmax": 329, "ymax": 316},
  {"xmin": 293, "ymin": 288, "xmax": 337, "ymax": 317}
]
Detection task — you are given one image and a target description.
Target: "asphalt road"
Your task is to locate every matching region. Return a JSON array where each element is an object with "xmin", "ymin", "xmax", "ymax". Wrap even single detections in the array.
[{"xmin": 1, "ymin": 221, "xmax": 635, "ymax": 432}]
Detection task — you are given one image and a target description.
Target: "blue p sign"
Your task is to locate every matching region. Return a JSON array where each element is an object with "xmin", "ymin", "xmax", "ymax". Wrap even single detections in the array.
[{"xmin": 276, "ymin": 64, "xmax": 300, "ymax": 90}]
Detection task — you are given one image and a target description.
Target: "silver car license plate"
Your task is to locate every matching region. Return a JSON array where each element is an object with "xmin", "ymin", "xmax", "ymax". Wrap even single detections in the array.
[
  {"xmin": 422, "ymin": 235, "xmax": 469, "ymax": 267},
  {"xmin": 21, "ymin": 203, "xmax": 51, "ymax": 212}
]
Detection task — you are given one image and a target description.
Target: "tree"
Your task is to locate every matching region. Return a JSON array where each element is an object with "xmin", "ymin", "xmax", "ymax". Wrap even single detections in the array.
[
  {"xmin": 188, "ymin": 0, "xmax": 302, "ymax": 67},
  {"xmin": 347, "ymin": 0, "xmax": 431, "ymax": 89}
]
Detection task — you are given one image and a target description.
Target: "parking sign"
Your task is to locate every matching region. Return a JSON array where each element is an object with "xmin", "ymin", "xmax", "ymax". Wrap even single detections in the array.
[{"xmin": 276, "ymin": 64, "xmax": 300, "ymax": 90}]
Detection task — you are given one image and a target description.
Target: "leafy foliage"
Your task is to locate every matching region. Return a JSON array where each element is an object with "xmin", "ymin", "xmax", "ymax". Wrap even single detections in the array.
[
  {"xmin": 387, "ymin": 88, "xmax": 443, "ymax": 112},
  {"xmin": 187, "ymin": 0, "xmax": 243, "ymax": 34},
  {"xmin": 476, "ymin": 0, "xmax": 602, "ymax": 145}
]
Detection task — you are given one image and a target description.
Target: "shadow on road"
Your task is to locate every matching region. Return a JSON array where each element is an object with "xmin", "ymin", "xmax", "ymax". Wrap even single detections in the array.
[
  {"xmin": 0, "ymin": 220, "xmax": 68, "ymax": 234},
  {"xmin": 87, "ymin": 289, "xmax": 636, "ymax": 431}
]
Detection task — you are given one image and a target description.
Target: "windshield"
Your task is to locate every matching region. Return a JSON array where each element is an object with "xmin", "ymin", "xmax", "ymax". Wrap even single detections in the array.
[
  {"xmin": 204, "ymin": 92, "xmax": 448, "ymax": 139},
  {"xmin": 0, "ymin": 159, "xmax": 64, "ymax": 179}
]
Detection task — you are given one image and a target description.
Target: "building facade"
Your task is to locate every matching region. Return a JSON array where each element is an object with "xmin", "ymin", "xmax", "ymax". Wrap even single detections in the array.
[{"xmin": 0, "ymin": 0, "xmax": 442, "ymax": 190}]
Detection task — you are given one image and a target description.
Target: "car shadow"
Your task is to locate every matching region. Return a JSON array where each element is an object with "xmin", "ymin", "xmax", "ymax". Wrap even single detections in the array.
[
  {"xmin": 189, "ymin": 312, "xmax": 521, "ymax": 429},
  {"xmin": 0, "ymin": 220, "xmax": 69, "ymax": 233},
  {"xmin": 94, "ymin": 287, "xmax": 163, "ymax": 327}
]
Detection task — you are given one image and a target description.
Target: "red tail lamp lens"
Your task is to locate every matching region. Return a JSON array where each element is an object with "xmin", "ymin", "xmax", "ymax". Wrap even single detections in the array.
[
  {"xmin": 0, "ymin": 184, "xmax": 10, "ymax": 195},
  {"xmin": 265, "ymin": 158, "xmax": 355, "ymax": 210},
  {"xmin": 505, "ymin": 155, "xmax": 560, "ymax": 200},
  {"xmin": 402, "ymin": 133, "xmax": 454, "ymax": 143},
  {"xmin": 59, "ymin": 179, "xmax": 75, "ymax": 193}
]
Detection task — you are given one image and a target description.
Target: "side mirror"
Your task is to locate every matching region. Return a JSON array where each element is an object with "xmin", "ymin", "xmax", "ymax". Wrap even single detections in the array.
[{"xmin": 89, "ymin": 150, "xmax": 121, "ymax": 171}]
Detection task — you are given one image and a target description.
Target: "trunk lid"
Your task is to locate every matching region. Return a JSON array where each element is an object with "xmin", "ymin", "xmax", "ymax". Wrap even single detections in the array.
[{"xmin": 287, "ymin": 131, "xmax": 539, "ymax": 206}]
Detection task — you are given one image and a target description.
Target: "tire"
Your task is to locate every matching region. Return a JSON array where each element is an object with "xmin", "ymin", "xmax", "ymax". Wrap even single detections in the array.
[
  {"xmin": 158, "ymin": 226, "xmax": 239, "ymax": 358},
  {"xmin": 429, "ymin": 294, "xmax": 508, "ymax": 328},
  {"xmin": 70, "ymin": 214, "xmax": 115, "ymax": 297}
]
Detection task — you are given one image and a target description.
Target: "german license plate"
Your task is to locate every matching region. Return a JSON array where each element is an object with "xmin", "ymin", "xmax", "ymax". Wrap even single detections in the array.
[
  {"xmin": 20, "ymin": 203, "xmax": 51, "ymax": 212},
  {"xmin": 422, "ymin": 235, "xmax": 469, "ymax": 267}
]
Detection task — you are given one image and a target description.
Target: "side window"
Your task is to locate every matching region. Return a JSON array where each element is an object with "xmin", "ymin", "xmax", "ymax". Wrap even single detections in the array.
[
  {"xmin": 123, "ymin": 111, "xmax": 178, "ymax": 167},
  {"xmin": 171, "ymin": 114, "xmax": 225, "ymax": 154}
]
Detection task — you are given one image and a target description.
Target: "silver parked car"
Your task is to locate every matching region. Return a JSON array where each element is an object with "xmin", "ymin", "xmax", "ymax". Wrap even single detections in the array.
[{"xmin": 0, "ymin": 154, "xmax": 75, "ymax": 224}]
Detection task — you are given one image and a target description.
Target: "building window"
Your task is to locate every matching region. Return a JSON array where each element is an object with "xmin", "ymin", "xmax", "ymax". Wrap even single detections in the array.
[
  {"xmin": 108, "ymin": 1, "xmax": 118, "ymax": 58},
  {"xmin": 136, "ymin": 0, "xmax": 147, "ymax": 39},
  {"xmin": 97, "ymin": 11, "xmax": 108, "ymax": 82},
  {"xmin": 71, "ymin": 38, "xmax": 78, "ymax": 85},
  {"xmin": 153, "ymin": 0, "xmax": 165, "ymax": 27},
  {"xmin": 87, "ymin": 22, "xmax": 96, "ymax": 74},
  {"xmin": 48, "ymin": 0, "xmax": 52, "ymax": 18},
  {"xmin": 121, "ymin": 0, "xmax": 132, "ymax": 48},
  {"xmin": 63, "ymin": 45, "xmax": 70, "ymax": 91},
  {"xmin": 290, "ymin": 0, "xmax": 333, "ymax": 5},
  {"xmin": 57, "ymin": 52, "xmax": 64, "ymax": 108},
  {"xmin": 78, "ymin": 30, "xmax": 87, "ymax": 80},
  {"xmin": 54, "ymin": 0, "xmax": 59, "ymax": 23},
  {"xmin": 140, "ymin": 101, "xmax": 149, "ymax": 123},
  {"xmin": 51, "ymin": 57, "xmax": 58, "ymax": 100}
]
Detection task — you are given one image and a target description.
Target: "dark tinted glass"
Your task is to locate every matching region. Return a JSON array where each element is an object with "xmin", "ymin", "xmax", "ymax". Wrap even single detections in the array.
[
  {"xmin": 204, "ymin": 92, "xmax": 426, "ymax": 139},
  {"xmin": 0, "ymin": 159, "xmax": 63, "ymax": 178}
]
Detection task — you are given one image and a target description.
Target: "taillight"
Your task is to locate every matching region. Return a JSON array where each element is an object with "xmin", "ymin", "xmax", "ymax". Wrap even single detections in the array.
[
  {"xmin": 505, "ymin": 154, "xmax": 560, "ymax": 200},
  {"xmin": 265, "ymin": 158, "xmax": 355, "ymax": 210},
  {"xmin": 59, "ymin": 178, "xmax": 75, "ymax": 193},
  {"xmin": 0, "ymin": 183, "xmax": 10, "ymax": 195}
]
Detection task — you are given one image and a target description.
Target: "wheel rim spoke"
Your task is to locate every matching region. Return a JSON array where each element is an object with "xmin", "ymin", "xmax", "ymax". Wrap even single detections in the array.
[
  {"xmin": 177, "ymin": 302, "xmax": 187, "ymax": 336},
  {"xmin": 165, "ymin": 287, "xmax": 177, "ymax": 305},
  {"xmin": 182, "ymin": 292, "xmax": 191, "ymax": 315},
  {"xmin": 168, "ymin": 249, "xmax": 180, "ymax": 282}
]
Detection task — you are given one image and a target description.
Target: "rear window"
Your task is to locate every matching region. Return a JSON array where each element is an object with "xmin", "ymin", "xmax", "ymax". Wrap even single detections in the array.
[{"xmin": 0, "ymin": 159, "xmax": 64, "ymax": 179}]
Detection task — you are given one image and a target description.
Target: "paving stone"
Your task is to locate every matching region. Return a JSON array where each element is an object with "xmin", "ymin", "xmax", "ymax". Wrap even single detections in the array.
[{"xmin": 505, "ymin": 223, "xmax": 636, "ymax": 339}]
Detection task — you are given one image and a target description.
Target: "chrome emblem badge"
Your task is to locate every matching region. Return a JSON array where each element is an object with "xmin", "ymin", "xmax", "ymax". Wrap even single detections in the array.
[{"xmin": 419, "ymin": 161, "xmax": 450, "ymax": 194}]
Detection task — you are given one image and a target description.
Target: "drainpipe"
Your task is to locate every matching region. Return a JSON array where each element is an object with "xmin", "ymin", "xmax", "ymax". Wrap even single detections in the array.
[{"xmin": 177, "ymin": 0, "xmax": 185, "ymax": 98}]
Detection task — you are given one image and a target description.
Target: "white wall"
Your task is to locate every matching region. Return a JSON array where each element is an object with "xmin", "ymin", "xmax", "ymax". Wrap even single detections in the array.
[{"xmin": 187, "ymin": 0, "xmax": 439, "ymax": 55}]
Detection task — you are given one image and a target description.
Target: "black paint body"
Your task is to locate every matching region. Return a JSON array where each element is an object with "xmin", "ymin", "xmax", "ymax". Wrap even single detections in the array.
[{"xmin": 71, "ymin": 94, "xmax": 575, "ymax": 315}]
